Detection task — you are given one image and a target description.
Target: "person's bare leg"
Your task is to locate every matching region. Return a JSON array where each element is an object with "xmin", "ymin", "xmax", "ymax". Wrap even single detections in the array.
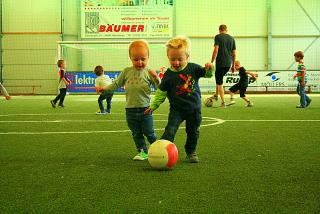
[
  {"xmin": 218, "ymin": 85, "xmax": 225, "ymax": 106},
  {"xmin": 242, "ymin": 96, "xmax": 253, "ymax": 107}
]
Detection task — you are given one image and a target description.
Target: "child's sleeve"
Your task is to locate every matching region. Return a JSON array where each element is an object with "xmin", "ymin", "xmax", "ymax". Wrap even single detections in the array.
[
  {"xmin": 150, "ymin": 88, "xmax": 167, "ymax": 111},
  {"xmin": 196, "ymin": 64, "xmax": 213, "ymax": 78}
]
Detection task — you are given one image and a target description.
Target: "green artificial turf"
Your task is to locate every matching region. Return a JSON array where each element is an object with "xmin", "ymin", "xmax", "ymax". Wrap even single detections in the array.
[{"xmin": 0, "ymin": 95, "xmax": 319, "ymax": 213}]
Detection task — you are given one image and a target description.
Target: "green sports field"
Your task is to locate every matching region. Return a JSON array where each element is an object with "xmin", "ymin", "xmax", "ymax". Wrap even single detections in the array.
[{"xmin": 0, "ymin": 95, "xmax": 319, "ymax": 213}]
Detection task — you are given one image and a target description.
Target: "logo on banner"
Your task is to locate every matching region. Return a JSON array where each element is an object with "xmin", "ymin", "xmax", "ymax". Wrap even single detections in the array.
[{"xmin": 266, "ymin": 72, "xmax": 280, "ymax": 82}]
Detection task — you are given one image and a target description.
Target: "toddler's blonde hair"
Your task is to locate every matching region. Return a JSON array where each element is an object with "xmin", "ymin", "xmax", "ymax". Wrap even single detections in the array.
[{"xmin": 166, "ymin": 36, "xmax": 191, "ymax": 55}]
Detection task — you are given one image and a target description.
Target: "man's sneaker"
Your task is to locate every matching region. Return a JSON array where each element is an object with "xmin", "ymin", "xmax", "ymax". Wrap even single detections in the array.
[
  {"xmin": 220, "ymin": 102, "xmax": 226, "ymax": 108},
  {"xmin": 58, "ymin": 104, "xmax": 65, "ymax": 108},
  {"xmin": 105, "ymin": 109, "xmax": 111, "ymax": 114},
  {"xmin": 50, "ymin": 100, "xmax": 56, "ymax": 108},
  {"xmin": 210, "ymin": 95, "xmax": 218, "ymax": 101},
  {"xmin": 5, "ymin": 96, "xmax": 11, "ymax": 100},
  {"xmin": 246, "ymin": 101, "xmax": 254, "ymax": 107},
  {"xmin": 306, "ymin": 99, "xmax": 312, "ymax": 107},
  {"xmin": 296, "ymin": 105, "xmax": 305, "ymax": 108},
  {"xmin": 96, "ymin": 111, "xmax": 107, "ymax": 115},
  {"xmin": 133, "ymin": 150, "xmax": 148, "ymax": 161},
  {"xmin": 186, "ymin": 152, "xmax": 199, "ymax": 163},
  {"xmin": 227, "ymin": 100, "xmax": 235, "ymax": 106}
]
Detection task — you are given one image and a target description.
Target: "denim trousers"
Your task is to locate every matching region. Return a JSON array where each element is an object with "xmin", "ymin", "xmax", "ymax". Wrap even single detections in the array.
[
  {"xmin": 161, "ymin": 108, "xmax": 202, "ymax": 155},
  {"xmin": 296, "ymin": 82, "xmax": 310, "ymax": 107},
  {"xmin": 98, "ymin": 92, "xmax": 113, "ymax": 112},
  {"xmin": 126, "ymin": 108, "xmax": 157, "ymax": 152}
]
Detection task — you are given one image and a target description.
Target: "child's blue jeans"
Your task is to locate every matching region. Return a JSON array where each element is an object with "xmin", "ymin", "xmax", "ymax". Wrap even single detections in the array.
[
  {"xmin": 126, "ymin": 107, "xmax": 157, "ymax": 152},
  {"xmin": 98, "ymin": 92, "xmax": 113, "ymax": 112},
  {"xmin": 161, "ymin": 108, "xmax": 202, "ymax": 155},
  {"xmin": 296, "ymin": 82, "xmax": 310, "ymax": 107}
]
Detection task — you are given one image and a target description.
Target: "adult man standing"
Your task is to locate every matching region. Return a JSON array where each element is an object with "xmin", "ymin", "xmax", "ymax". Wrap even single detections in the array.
[{"xmin": 210, "ymin": 24, "xmax": 236, "ymax": 107}]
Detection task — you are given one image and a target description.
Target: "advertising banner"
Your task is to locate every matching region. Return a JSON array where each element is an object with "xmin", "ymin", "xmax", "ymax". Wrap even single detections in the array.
[
  {"xmin": 67, "ymin": 70, "xmax": 319, "ymax": 93},
  {"xmin": 199, "ymin": 70, "xmax": 320, "ymax": 92},
  {"xmin": 81, "ymin": 0, "xmax": 174, "ymax": 38}
]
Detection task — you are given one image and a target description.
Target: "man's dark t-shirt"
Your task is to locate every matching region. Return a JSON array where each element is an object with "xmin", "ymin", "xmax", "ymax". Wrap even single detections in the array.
[{"xmin": 214, "ymin": 33, "xmax": 236, "ymax": 68}]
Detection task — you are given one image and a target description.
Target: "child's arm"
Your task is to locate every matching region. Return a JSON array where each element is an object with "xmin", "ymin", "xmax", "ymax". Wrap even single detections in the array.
[
  {"xmin": 148, "ymin": 69, "xmax": 161, "ymax": 87},
  {"xmin": 300, "ymin": 71, "xmax": 306, "ymax": 87},
  {"xmin": 246, "ymin": 71, "xmax": 257, "ymax": 78},
  {"xmin": 0, "ymin": 83, "xmax": 11, "ymax": 99},
  {"xmin": 144, "ymin": 88, "xmax": 167, "ymax": 114}
]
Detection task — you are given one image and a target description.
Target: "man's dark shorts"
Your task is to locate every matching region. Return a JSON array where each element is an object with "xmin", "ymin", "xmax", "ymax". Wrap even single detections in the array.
[{"xmin": 215, "ymin": 67, "xmax": 230, "ymax": 85}]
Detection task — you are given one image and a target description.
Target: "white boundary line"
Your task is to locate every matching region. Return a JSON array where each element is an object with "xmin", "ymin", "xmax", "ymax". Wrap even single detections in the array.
[
  {"xmin": 0, "ymin": 119, "xmax": 217, "ymax": 123},
  {"xmin": 1, "ymin": 112, "xmax": 319, "ymax": 135},
  {"xmin": 225, "ymin": 119, "xmax": 320, "ymax": 122},
  {"xmin": 0, "ymin": 114, "xmax": 224, "ymax": 135}
]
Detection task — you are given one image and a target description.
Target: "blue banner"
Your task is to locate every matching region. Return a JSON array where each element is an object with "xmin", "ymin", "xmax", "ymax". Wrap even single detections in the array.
[{"xmin": 67, "ymin": 71, "xmax": 125, "ymax": 93}]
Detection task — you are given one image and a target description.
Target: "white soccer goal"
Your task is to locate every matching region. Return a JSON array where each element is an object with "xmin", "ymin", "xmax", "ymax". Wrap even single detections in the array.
[{"xmin": 56, "ymin": 40, "xmax": 169, "ymax": 72}]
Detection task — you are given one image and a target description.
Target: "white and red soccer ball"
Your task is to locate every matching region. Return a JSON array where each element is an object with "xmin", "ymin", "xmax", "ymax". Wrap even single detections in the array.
[{"xmin": 148, "ymin": 140, "xmax": 178, "ymax": 170}]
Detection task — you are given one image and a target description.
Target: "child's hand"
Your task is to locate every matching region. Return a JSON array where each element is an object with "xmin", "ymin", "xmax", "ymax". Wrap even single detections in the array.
[
  {"xmin": 293, "ymin": 75, "xmax": 297, "ymax": 80},
  {"xmin": 144, "ymin": 107, "xmax": 153, "ymax": 115},
  {"xmin": 204, "ymin": 63, "xmax": 213, "ymax": 70},
  {"xmin": 148, "ymin": 69, "xmax": 158, "ymax": 79}
]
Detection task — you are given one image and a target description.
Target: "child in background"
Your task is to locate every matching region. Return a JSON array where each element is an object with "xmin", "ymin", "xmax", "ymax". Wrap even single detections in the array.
[
  {"xmin": 0, "ymin": 82, "xmax": 11, "ymax": 100},
  {"xmin": 94, "ymin": 65, "xmax": 114, "ymax": 115},
  {"xmin": 100, "ymin": 40, "xmax": 160, "ymax": 161},
  {"xmin": 144, "ymin": 36, "xmax": 213, "ymax": 163},
  {"xmin": 294, "ymin": 51, "xmax": 311, "ymax": 108},
  {"xmin": 158, "ymin": 66, "xmax": 167, "ymax": 79},
  {"xmin": 50, "ymin": 60, "xmax": 70, "ymax": 108},
  {"xmin": 227, "ymin": 60, "xmax": 257, "ymax": 107}
]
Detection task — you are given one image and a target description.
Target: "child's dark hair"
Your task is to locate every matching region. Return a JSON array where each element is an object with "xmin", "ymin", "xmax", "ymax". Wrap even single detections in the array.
[
  {"xmin": 94, "ymin": 65, "xmax": 104, "ymax": 76},
  {"xmin": 57, "ymin": 59, "xmax": 65, "ymax": 68},
  {"xmin": 294, "ymin": 51, "xmax": 304, "ymax": 59}
]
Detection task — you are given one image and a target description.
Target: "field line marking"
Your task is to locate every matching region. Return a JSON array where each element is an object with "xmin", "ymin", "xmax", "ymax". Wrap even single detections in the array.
[{"xmin": 0, "ymin": 117, "xmax": 223, "ymax": 135}]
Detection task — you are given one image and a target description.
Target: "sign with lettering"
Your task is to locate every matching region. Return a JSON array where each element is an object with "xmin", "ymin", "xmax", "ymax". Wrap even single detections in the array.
[{"xmin": 81, "ymin": 0, "xmax": 174, "ymax": 38}]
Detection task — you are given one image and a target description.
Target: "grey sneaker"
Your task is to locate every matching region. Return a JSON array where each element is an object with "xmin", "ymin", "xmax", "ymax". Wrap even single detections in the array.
[
  {"xmin": 50, "ymin": 100, "xmax": 56, "ymax": 108},
  {"xmin": 306, "ymin": 99, "xmax": 312, "ymax": 107},
  {"xmin": 227, "ymin": 99, "xmax": 235, "ymax": 106},
  {"xmin": 96, "ymin": 111, "xmax": 107, "ymax": 115},
  {"xmin": 186, "ymin": 152, "xmax": 199, "ymax": 163},
  {"xmin": 246, "ymin": 101, "xmax": 254, "ymax": 107},
  {"xmin": 210, "ymin": 95, "xmax": 218, "ymax": 101}
]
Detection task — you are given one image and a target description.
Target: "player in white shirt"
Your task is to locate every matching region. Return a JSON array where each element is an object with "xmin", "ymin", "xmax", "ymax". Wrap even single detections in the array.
[{"xmin": 94, "ymin": 65, "xmax": 114, "ymax": 114}]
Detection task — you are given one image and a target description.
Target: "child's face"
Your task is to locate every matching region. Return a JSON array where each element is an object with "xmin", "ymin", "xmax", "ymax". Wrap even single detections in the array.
[
  {"xmin": 295, "ymin": 56, "xmax": 302, "ymax": 62},
  {"xmin": 130, "ymin": 47, "xmax": 149, "ymax": 70},
  {"xmin": 60, "ymin": 62, "xmax": 66, "ymax": 69},
  {"xmin": 167, "ymin": 48, "xmax": 189, "ymax": 71}
]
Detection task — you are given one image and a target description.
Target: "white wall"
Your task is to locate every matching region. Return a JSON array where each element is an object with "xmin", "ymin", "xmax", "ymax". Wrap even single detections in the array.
[{"xmin": 2, "ymin": 0, "xmax": 320, "ymax": 94}]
